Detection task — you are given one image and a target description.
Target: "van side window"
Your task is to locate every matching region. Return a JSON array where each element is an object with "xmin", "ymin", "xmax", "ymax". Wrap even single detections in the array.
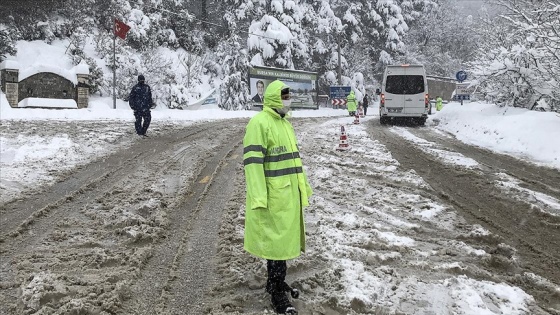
[{"xmin": 385, "ymin": 75, "xmax": 425, "ymax": 94}]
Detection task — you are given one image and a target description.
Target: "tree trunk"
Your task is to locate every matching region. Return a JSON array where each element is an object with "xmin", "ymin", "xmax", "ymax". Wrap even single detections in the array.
[{"xmin": 201, "ymin": 0, "xmax": 207, "ymax": 21}]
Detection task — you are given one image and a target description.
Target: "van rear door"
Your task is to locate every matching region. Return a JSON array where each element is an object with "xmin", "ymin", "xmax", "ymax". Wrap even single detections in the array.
[
  {"xmin": 384, "ymin": 74, "xmax": 406, "ymax": 113},
  {"xmin": 402, "ymin": 74, "xmax": 426, "ymax": 115}
]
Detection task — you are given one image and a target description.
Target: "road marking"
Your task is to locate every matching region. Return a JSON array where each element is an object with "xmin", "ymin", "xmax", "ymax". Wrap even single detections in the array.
[{"xmin": 199, "ymin": 176, "xmax": 211, "ymax": 184}]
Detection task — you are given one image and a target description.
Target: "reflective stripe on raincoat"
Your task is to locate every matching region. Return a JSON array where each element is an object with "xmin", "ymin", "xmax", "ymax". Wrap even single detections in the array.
[
  {"xmin": 243, "ymin": 80, "xmax": 313, "ymax": 260},
  {"xmin": 346, "ymin": 91, "xmax": 357, "ymax": 112}
]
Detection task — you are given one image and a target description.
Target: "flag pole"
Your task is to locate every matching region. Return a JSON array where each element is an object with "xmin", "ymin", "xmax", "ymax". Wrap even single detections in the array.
[{"xmin": 112, "ymin": 19, "xmax": 117, "ymax": 110}]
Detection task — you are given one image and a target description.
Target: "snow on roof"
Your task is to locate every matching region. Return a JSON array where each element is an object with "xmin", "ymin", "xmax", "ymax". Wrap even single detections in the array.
[
  {"xmin": 18, "ymin": 98, "xmax": 78, "ymax": 109},
  {"xmin": 74, "ymin": 62, "xmax": 90, "ymax": 75},
  {"xmin": 19, "ymin": 65, "xmax": 78, "ymax": 85},
  {"xmin": 0, "ymin": 60, "xmax": 20, "ymax": 70},
  {"xmin": 10, "ymin": 40, "xmax": 89, "ymax": 84},
  {"xmin": 252, "ymin": 65, "xmax": 317, "ymax": 74}
]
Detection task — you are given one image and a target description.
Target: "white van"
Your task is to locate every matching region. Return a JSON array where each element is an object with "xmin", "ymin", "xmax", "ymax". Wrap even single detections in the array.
[{"xmin": 377, "ymin": 64, "xmax": 429, "ymax": 125}]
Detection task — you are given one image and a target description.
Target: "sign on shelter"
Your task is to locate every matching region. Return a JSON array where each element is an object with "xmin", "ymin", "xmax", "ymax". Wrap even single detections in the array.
[{"xmin": 248, "ymin": 66, "xmax": 318, "ymax": 110}]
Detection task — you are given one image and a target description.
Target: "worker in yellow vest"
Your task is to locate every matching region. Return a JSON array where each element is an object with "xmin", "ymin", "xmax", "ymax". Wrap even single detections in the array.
[
  {"xmin": 243, "ymin": 80, "xmax": 313, "ymax": 314},
  {"xmin": 346, "ymin": 91, "xmax": 357, "ymax": 116},
  {"xmin": 436, "ymin": 96, "xmax": 443, "ymax": 111}
]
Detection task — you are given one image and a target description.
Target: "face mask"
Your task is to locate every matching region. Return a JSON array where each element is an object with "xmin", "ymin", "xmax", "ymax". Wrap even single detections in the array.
[
  {"xmin": 282, "ymin": 99, "xmax": 292, "ymax": 107},
  {"xmin": 277, "ymin": 103, "xmax": 291, "ymax": 115}
]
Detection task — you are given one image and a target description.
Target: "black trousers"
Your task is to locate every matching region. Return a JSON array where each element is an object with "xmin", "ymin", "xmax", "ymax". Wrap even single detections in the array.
[
  {"xmin": 266, "ymin": 260, "xmax": 287, "ymax": 293},
  {"xmin": 363, "ymin": 106, "xmax": 368, "ymax": 115},
  {"xmin": 134, "ymin": 110, "xmax": 151, "ymax": 135}
]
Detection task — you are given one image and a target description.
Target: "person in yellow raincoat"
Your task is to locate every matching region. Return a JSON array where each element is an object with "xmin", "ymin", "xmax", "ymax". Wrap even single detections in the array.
[
  {"xmin": 436, "ymin": 96, "xmax": 443, "ymax": 111},
  {"xmin": 243, "ymin": 79, "xmax": 313, "ymax": 314},
  {"xmin": 346, "ymin": 90, "xmax": 357, "ymax": 116}
]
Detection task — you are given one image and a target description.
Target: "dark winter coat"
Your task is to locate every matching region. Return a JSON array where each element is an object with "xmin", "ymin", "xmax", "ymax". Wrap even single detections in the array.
[
  {"xmin": 363, "ymin": 95, "xmax": 369, "ymax": 108},
  {"xmin": 129, "ymin": 82, "xmax": 153, "ymax": 111}
]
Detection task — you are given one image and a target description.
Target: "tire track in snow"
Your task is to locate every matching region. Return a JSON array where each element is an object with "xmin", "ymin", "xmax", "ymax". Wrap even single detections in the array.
[
  {"xmin": 370, "ymin": 121, "xmax": 560, "ymax": 313},
  {"xmin": 0, "ymin": 123, "xmax": 215, "ymax": 241},
  {"xmin": 0, "ymin": 120, "xmax": 244, "ymax": 314},
  {"xmin": 124, "ymin": 128, "xmax": 245, "ymax": 315}
]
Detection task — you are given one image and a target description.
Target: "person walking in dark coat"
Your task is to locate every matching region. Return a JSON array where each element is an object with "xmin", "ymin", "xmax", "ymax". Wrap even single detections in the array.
[
  {"xmin": 363, "ymin": 94, "xmax": 369, "ymax": 116},
  {"xmin": 129, "ymin": 74, "xmax": 154, "ymax": 137}
]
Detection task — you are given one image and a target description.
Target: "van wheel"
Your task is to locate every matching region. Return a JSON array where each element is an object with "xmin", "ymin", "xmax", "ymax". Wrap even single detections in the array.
[
  {"xmin": 380, "ymin": 117, "xmax": 387, "ymax": 125},
  {"xmin": 418, "ymin": 118, "xmax": 426, "ymax": 126}
]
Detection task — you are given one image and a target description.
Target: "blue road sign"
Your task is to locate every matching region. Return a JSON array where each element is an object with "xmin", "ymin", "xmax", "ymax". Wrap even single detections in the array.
[
  {"xmin": 453, "ymin": 95, "xmax": 470, "ymax": 101},
  {"xmin": 329, "ymin": 86, "xmax": 351, "ymax": 99},
  {"xmin": 202, "ymin": 90, "xmax": 217, "ymax": 105},
  {"xmin": 456, "ymin": 71, "xmax": 468, "ymax": 82}
]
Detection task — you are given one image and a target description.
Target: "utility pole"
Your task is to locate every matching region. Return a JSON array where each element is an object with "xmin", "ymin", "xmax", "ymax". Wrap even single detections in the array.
[
  {"xmin": 113, "ymin": 31, "xmax": 116, "ymax": 109},
  {"xmin": 337, "ymin": 39, "xmax": 342, "ymax": 85},
  {"xmin": 112, "ymin": 11, "xmax": 117, "ymax": 110},
  {"xmin": 201, "ymin": 0, "xmax": 207, "ymax": 21}
]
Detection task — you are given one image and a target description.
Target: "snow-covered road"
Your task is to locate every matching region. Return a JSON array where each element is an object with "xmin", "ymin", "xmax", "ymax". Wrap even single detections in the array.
[{"xmin": 1, "ymin": 116, "xmax": 559, "ymax": 314}]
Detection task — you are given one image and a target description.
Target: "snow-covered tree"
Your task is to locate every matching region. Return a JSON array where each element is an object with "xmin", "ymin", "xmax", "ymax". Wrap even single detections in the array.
[
  {"xmin": 470, "ymin": 0, "xmax": 560, "ymax": 109},
  {"xmin": 307, "ymin": 0, "xmax": 435, "ymax": 88},
  {"xmin": 0, "ymin": 29, "xmax": 17, "ymax": 62},
  {"xmin": 218, "ymin": 35, "xmax": 250, "ymax": 110},
  {"xmin": 5, "ymin": 0, "xmax": 551, "ymax": 110},
  {"xmin": 247, "ymin": 0, "xmax": 313, "ymax": 70},
  {"xmin": 308, "ymin": 0, "xmax": 346, "ymax": 90},
  {"xmin": 342, "ymin": 0, "xmax": 434, "ymax": 77},
  {"xmin": 399, "ymin": 0, "xmax": 478, "ymax": 77}
]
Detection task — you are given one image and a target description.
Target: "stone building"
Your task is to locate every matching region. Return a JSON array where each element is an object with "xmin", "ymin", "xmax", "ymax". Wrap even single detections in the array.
[
  {"xmin": 0, "ymin": 61, "xmax": 90, "ymax": 109},
  {"xmin": 426, "ymin": 75, "xmax": 456, "ymax": 101}
]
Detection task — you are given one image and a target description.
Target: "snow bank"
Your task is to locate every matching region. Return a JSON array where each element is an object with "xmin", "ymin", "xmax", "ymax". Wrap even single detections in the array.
[
  {"xmin": 432, "ymin": 102, "xmax": 560, "ymax": 169},
  {"xmin": 18, "ymin": 98, "xmax": 78, "ymax": 109},
  {"xmin": 0, "ymin": 91, "xmax": 13, "ymax": 115}
]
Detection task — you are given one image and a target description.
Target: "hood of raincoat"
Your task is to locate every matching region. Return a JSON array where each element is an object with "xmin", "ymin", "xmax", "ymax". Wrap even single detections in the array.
[
  {"xmin": 348, "ymin": 91, "xmax": 355, "ymax": 97},
  {"xmin": 263, "ymin": 80, "xmax": 290, "ymax": 110}
]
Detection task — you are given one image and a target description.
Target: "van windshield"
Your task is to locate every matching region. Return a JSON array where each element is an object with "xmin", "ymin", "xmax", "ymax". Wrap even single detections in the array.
[{"xmin": 385, "ymin": 75, "xmax": 425, "ymax": 95}]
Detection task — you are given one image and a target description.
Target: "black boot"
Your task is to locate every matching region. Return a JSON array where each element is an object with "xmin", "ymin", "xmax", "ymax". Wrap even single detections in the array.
[
  {"xmin": 270, "ymin": 284, "xmax": 297, "ymax": 314},
  {"xmin": 266, "ymin": 260, "xmax": 297, "ymax": 314},
  {"xmin": 267, "ymin": 280, "xmax": 299, "ymax": 299}
]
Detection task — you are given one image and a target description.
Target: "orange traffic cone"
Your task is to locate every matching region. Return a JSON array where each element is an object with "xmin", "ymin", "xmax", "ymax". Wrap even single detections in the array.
[
  {"xmin": 336, "ymin": 125, "xmax": 350, "ymax": 151},
  {"xmin": 353, "ymin": 113, "xmax": 360, "ymax": 124}
]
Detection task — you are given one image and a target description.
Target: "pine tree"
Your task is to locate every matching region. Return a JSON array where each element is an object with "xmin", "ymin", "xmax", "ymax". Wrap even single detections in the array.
[
  {"xmin": 247, "ymin": 0, "xmax": 312, "ymax": 70},
  {"xmin": 218, "ymin": 35, "xmax": 250, "ymax": 110},
  {"xmin": 307, "ymin": 0, "xmax": 346, "ymax": 92},
  {"xmin": 0, "ymin": 29, "xmax": 17, "ymax": 62}
]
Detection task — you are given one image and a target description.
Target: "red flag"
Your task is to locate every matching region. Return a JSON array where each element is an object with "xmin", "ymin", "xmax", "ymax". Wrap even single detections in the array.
[{"xmin": 114, "ymin": 19, "xmax": 131, "ymax": 40}]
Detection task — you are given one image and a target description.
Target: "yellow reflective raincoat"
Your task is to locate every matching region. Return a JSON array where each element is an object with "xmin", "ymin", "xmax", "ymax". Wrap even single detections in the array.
[
  {"xmin": 346, "ymin": 91, "xmax": 357, "ymax": 113},
  {"xmin": 436, "ymin": 96, "xmax": 443, "ymax": 111},
  {"xmin": 243, "ymin": 80, "xmax": 313, "ymax": 260}
]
